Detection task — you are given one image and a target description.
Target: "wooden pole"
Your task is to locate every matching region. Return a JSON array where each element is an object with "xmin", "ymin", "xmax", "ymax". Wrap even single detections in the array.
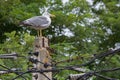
[{"xmin": 32, "ymin": 37, "xmax": 52, "ymax": 80}]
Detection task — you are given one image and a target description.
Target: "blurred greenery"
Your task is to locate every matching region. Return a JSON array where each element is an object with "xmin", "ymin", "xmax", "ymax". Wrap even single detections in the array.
[{"xmin": 0, "ymin": 0, "xmax": 120, "ymax": 79}]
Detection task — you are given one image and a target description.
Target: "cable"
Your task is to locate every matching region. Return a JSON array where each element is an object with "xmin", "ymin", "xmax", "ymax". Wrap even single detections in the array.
[
  {"xmin": 41, "ymin": 73, "xmax": 51, "ymax": 80},
  {"xmin": 29, "ymin": 58, "xmax": 52, "ymax": 68},
  {"xmin": 3, "ymin": 48, "xmax": 120, "ymax": 80},
  {"xmin": 0, "ymin": 64, "xmax": 11, "ymax": 70},
  {"xmin": 12, "ymin": 71, "xmax": 30, "ymax": 80}
]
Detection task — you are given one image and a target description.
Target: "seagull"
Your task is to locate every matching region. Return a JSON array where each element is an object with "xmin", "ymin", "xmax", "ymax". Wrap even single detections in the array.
[{"xmin": 20, "ymin": 11, "xmax": 55, "ymax": 37}]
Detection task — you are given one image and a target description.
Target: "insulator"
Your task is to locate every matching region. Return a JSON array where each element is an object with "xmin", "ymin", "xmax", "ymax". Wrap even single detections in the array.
[
  {"xmin": 44, "ymin": 63, "xmax": 50, "ymax": 68},
  {"xmin": 29, "ymin": 58, "xmax": 38, "ymax": 64},
  {"xmin": 11, "ymin": 68, "xmax": 22, "ymax": 71},
  {"xmin": 68, "ymin": 73, "xmax": 85, "ymax": 80},
  {"xmin": 28, "ymin": 52, "xmax": 39, "ymax": 56},
  {"xmin": 33, "ymin": 74, "xmax": 38, "ymax": 79},
  {"xmin": 33, "ymin": 52, "xmax": 39, "ymax": 56},
  {"xmin": 0, "ymin": 56, "xmax": 17, "ymax": 59},
  {"xmin": 0, "ymin": 52, "xmax": 17, "ymax": 56},
  {"xmin": 0, "ymin": 71, "xmax": 10, "ymax": 75}
]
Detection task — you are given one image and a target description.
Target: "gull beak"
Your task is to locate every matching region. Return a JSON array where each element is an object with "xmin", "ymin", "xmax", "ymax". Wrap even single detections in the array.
[{"xmin": 50, "ymin": 14, "xmax": 56, "ymax": 18}]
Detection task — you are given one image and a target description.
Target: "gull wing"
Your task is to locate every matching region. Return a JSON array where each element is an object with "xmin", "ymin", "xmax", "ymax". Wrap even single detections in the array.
[{"xmin": 22, "ymin": 16, "xmax": 49, "ymax": 27}]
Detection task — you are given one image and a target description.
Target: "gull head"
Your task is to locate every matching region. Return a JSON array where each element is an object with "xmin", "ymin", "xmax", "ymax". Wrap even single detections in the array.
[{"xmin": 42, "ymin": 12, "xmax": 55, "ymax": 18}]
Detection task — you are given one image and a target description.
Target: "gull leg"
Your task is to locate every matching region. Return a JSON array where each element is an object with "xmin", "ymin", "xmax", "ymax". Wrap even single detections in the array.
[
  {"xmin": 39, "ymin": 29, "xmax": 42, "ymax": 37},
  {"xmin": 37, "ymin": 30, "xmax": 39, "ymax": 37}
]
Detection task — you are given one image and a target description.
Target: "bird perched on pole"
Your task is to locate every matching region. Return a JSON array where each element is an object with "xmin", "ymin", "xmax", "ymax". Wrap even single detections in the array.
[{"xmin": 20, "ymin": 11, "xmax": 55, "ymax": 37}]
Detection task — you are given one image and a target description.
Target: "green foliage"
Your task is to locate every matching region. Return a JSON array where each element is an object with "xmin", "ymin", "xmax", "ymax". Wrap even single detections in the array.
[{"xmin": 0, "ymin": 31, "xmax": 34, "ymax": 79}]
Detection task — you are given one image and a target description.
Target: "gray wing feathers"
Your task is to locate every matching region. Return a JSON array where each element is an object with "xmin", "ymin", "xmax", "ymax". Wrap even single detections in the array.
[{"xmin": 26, "ymin": 16, "xmax": 49, "ymax": 27}]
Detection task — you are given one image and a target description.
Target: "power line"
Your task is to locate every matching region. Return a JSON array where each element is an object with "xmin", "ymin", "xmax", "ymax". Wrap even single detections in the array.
[{"xmin": 0, "ymin": 48, "xmax": 120, "ymax": 80}]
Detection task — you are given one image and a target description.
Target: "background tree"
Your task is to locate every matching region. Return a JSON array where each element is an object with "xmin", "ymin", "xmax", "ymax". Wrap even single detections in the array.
[{"xmin": 0, "ymin": 0, "xmax": 120, "ymax": 80}]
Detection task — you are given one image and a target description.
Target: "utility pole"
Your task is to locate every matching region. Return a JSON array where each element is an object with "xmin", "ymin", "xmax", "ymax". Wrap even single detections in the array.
[{"xmin": 32, "ymin": 37, "xmax": 52, "ymax": 80}]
